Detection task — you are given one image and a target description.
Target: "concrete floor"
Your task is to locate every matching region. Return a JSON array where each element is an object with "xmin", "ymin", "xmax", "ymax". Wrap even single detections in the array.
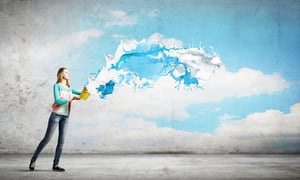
[{"xmin": 0, "ymin": 154, "xmax": 299, "ymax": 180}]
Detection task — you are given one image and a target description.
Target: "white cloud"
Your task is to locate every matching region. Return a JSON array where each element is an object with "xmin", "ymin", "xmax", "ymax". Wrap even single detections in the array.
[
  {"xmin": 103, "ymin": 10, "xmax": 137, "ymax": 28},
  {"xmin": 203, "ymin": 68, "xmax": 290, "ymax": 99},
  {"xmin": 219, "ymin": 114, "xmax": 239, "ymax": 121},
  {"xmin": 108, "ymin": 10, "xmax": 127, "ymax": 18},
  {"xmin": 216, "ymin": 103, "xmax": 300, "ymax": 138},
  {"xmin": 67, "ymin": 102, "xmax": 300, "ymax": 153},
  {"xmin": 47, "ymin": 29, "xmax": 103, "ymax": 55},
  {"xmin": 92, "ymin": 66, "xmax": 289, "ymax": 120},
  {"xmin": 112, "ymin": 34, "xmax": 128, "ymax": 40},
  {"xmin": 148, "ymin": 33, "xmax": 183, "ymax": 48}
]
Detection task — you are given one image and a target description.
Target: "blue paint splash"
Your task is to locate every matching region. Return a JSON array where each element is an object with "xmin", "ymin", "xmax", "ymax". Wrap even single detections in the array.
[
  {"xmin": 86, "ymin": 37, "xmax": 223, "ymax": 99},
  {"xmin": 96, "ymin": 80, "xmax": 115, "ymax": 99}
]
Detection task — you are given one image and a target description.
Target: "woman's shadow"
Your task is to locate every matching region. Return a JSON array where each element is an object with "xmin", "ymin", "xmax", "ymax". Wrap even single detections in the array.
[{"xmin": 16, "ymin": 169, "xmax": 53, "ymax": 172}]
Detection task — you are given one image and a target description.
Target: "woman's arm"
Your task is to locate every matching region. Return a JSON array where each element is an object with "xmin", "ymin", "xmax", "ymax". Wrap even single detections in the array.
[
  {"xmin": 71, "ymin": 88, "xmax": 82, "ymax": 95},
  {"xmin": 53, "ymin": 84, "xmax": 69, "ymax": 105}
]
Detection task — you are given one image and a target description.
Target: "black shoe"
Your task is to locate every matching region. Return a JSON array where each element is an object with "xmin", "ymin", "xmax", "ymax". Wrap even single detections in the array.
[
  {"xmin": 29, "ymin": 160, "xmax": 35, "ymax": 171},
  {"xmin": 52, "ymin": 165, "xmax": 65, "ymax": 172}
]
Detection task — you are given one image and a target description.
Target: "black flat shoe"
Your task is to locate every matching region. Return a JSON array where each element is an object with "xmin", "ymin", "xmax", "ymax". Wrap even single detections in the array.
[
  {"xmin": 29, "ymin": 160, "xmax": 35, "ymax": 171},
  {"xmin": 52, "ymin": 165, "xmax": 65, "ymax": 172}
]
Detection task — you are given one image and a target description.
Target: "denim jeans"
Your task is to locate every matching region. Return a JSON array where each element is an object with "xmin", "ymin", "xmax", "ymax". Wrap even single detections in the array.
[{"xmin": 31, "ymin": 112, "xmax": 69, "ymax": 166}]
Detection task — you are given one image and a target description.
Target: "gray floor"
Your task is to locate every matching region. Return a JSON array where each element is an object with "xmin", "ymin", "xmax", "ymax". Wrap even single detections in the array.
[{"xmin": 0, "ymin": 154, "xmax": 300, "ymax": 180}]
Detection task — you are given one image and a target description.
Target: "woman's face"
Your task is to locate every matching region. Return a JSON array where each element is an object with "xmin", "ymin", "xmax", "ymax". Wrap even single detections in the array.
[{"xmin": 62, "ymin": 69, "xmax": 70, "ymax": 80}]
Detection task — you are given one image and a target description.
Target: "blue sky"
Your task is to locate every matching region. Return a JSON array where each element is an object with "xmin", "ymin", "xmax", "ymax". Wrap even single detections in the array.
[{"xmin": 53, "ymin": 0, "xmax": 300, "ymax": 134}]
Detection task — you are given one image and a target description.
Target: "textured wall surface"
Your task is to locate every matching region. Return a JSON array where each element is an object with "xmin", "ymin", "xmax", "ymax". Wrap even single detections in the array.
[{"xmin": 1, "ymin": 0, "xmax": 299, "ymax": 154}]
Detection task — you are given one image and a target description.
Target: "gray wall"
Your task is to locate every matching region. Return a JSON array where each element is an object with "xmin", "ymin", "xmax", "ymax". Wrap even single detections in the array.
[{"xmin": 1, "ymin": 0, "xmax": 299, "ymax": 154}]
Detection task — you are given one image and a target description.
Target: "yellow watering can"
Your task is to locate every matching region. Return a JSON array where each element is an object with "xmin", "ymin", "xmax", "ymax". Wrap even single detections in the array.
[{"xmin": 80, "ymin": 87, "xmax": 90, "ymax": 101}]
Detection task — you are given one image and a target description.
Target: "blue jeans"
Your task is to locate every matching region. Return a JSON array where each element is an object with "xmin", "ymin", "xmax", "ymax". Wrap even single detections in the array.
[{"xmin": 31, "ymin": 112, "xmax": 69, "ymax": 166}]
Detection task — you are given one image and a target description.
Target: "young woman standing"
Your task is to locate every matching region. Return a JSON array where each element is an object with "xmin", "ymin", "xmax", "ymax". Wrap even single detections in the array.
[{"xmin": 29, "ymin": 67, "xmax": 82, "ymax": 172}]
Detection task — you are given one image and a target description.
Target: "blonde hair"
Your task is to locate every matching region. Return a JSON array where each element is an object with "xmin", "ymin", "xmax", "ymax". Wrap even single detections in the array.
[{"xmin": 56, "ymin": 67, "xmax": 70, "ymax": 87}]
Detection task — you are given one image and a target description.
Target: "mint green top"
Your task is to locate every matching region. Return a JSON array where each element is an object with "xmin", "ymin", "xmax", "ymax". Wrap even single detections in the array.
[{"xmin": 52, "ymin": 83, "xmax": 81, "ymax": 116}]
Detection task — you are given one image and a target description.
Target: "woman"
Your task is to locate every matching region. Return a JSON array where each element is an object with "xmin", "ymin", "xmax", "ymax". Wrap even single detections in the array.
[{"xmin": 29, "ymin": 67, "xmax": 82, "ymax": 172}]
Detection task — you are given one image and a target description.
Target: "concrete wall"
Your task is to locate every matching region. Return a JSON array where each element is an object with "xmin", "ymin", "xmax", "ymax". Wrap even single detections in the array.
[{"xmin": 1, "ymin": 0, "xmax": 299, "ymax": 154}]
